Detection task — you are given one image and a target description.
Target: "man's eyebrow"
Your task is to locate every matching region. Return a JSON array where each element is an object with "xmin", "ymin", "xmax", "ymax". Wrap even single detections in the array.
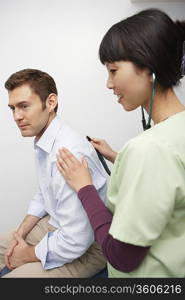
[{"xmin": 8, "ymin": 101, "xmax": 29, "ymax": 107}]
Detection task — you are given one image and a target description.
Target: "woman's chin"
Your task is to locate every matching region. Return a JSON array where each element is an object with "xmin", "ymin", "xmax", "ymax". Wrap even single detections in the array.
[
  {"xmin": 120, "ymin": 100, "xmax": 140, "ymax": 112},
  {"xmin": 121, "ymin": 103, "xmax": 135, "ymax": 112}
]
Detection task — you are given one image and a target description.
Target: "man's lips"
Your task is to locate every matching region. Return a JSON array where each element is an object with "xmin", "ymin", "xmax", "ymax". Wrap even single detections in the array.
[{"xmin": 18, "ymin": 124, "xmax": 29, "ymax": 129}]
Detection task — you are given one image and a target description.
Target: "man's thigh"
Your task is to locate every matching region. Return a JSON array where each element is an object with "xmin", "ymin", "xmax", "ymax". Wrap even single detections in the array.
[{"xmin": 3, "ymin": 242, "xmax": 106, "ymax": 278}]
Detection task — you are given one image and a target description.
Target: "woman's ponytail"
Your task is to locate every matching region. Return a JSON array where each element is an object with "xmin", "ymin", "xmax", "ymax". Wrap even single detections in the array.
[
  {"xmin": 176, "ymin": 20, "xmax": 185, "ymax": 76},
  {"xmin": 176, "ymin": 20, "xmax": 185, "ymax": 39}
]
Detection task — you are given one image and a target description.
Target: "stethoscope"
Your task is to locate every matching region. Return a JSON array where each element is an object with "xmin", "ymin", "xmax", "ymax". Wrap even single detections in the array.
[
  {"xmin": 141, "ymin": 73, "xmax": 156, "ymax": 131},
  {"xmin": 86, "ymin": 135, "xmax": 111, "ymax": 175},
  {"xmin": 87, "ymin": 73, "xmax": 156, "ymax": 175}
]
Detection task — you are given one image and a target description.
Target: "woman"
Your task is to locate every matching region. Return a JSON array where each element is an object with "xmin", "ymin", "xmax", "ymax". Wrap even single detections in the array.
[{"xmin": 57, "ymin": 9, "xmax": 185, "ymax": 277}]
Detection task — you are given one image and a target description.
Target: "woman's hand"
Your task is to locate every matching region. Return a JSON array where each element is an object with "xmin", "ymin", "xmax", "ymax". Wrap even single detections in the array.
[
  {"xmin": 90, "ymin": 137, "xmax": 117, "ymax": 163},
  {"xmin": 56, "ymin": 148, "xmax": 93, "ymax": 192}
]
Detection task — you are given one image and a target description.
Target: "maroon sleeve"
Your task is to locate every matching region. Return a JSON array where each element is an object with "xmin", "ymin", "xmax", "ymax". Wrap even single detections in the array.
[{"xmin": 78, "ymin": 185, "xmax": 150, "ymax": 272}]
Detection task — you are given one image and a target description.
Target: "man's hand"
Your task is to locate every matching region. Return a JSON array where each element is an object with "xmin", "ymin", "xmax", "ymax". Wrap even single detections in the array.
[
  {"xmin": 4, "ymin": 232, "xmax": 19, "ymax": 269},
  {"xmin": 7, "ymin": 233, "xmax": 39, "ymax": 269}
]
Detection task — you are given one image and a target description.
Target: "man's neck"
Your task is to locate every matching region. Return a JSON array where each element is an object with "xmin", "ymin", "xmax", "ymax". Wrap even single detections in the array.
[{"xmin": 35, "ymin": 112, "xmax": 56, "ymax": 142}]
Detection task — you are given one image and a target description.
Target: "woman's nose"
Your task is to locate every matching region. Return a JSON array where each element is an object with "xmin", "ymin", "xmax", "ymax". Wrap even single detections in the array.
[{"xmin": 106, "ymin": 77, "xmax": 114, "ymax": 89}]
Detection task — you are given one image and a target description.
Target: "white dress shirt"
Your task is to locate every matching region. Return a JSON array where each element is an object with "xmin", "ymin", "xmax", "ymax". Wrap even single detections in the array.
[{"xmin": 28, "ymin": 115, "xmax": 107, "ymax": 269}]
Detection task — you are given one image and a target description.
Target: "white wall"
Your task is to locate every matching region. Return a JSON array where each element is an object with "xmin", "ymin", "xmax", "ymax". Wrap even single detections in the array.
[{"xmin": 0, "ymin": 0, "xmax": 184, "ymax": 233}]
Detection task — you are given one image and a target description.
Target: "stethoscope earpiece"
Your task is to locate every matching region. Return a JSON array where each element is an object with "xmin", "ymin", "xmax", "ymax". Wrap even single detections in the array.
[{"xmin": 152, "ymin": 73, "xmax": 155, "ymax": 83}]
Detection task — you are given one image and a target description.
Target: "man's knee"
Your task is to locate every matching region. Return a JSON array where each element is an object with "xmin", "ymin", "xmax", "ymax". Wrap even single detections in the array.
[{"xmin": 0, "ymin": 232, "xmax": 13, "ymax": 254}]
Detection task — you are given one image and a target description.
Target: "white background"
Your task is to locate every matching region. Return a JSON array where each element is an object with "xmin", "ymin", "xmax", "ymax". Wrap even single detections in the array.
[{"xmin": 0, "ymin": 0, "xmax": 184, "ymax": 233}]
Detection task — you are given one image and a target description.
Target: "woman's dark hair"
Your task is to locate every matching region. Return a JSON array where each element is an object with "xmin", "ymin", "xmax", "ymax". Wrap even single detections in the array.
[
  {"xmin": 99, "ymin": 9, "xmax": 185, "ymax": 89},
  {"xmin": 5, "ymin": 68, "xmax": 58, "ymax": 112}
]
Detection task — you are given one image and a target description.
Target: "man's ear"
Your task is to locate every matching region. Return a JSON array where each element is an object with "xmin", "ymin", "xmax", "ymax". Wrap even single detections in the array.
[{"xmin": 46, "ymin": 93, "xmax": 58, "ymax": 112}]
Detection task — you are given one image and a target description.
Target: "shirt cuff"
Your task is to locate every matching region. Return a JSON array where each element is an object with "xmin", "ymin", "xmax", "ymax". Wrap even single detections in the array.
[{"xmin": 35, "ymin": 233, "xmax": 49, "ymax": 268}]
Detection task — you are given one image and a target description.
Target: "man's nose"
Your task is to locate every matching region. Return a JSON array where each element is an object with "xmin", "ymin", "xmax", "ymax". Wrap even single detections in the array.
[{"xmin": 14, "ymin": 109, "xmax": 23, "ymax": 121}]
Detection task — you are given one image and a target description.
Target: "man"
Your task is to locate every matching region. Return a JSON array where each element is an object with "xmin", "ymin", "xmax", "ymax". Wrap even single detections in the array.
[{"xmin": 0, "ymin": 69, "xmax": 107, "ymax": 277}]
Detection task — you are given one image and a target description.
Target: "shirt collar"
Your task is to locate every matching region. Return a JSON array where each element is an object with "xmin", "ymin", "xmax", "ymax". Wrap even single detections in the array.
[{"xmin": 34, "ymin": 115, "xmax": 62, "ymax": 154}]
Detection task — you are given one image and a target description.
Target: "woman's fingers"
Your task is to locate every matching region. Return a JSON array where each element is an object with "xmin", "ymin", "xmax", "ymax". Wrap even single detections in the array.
[
  {"xmin": 56, "ymin": 148, "xmax": 92, "ymax": 192},
  {"xmin": 90, "ymin": 138, "xmax": 102, "ymax": 145},
  {"xmin": 57, "ymin": 153, "xmax": 69, "ymax": 170},
  {"xmin": 90, "ymin": 137, "xmax": 101, "ymax": 142},
  {"xmin": 59, "ymin": 148, "xmax": 79, "ymax": 165},
  {"xmin": 82, "ymin": 158, "xmax": 88, "ymax": 168},
  {"xmin": 57, "ymin": 148, "xmax": 82, "ymax": 177},
  {"xmin": 57, "ymin": 150, "xmax": 73, "ymax": 170},
  {"xmin": 56, "ymin": 161, "xmax": 66, "ymax": 176}
]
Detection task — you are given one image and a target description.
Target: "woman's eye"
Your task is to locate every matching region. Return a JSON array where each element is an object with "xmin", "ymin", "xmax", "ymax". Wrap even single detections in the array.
[{"xmin": 110, "ymin": 69, "xmax": 116, "ymax": 74}]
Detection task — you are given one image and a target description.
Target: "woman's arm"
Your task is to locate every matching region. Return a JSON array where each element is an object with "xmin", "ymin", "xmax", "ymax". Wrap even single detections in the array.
[{"xmin": 78, "ymin": 185, "xmax": 150, "ymax": 272}]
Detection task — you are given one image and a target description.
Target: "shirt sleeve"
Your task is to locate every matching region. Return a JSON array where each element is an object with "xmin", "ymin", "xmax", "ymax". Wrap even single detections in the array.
[
  {"xmin": 109, "ymin": 137, "xmax": 180, "ymax": 246},
  {"xmin": 35, "ymin": 163, "xmax": 95, "ymax": 269},
  {"xmin": 27, "ymin": 187, "xmax": 47, "ymax": 218}
]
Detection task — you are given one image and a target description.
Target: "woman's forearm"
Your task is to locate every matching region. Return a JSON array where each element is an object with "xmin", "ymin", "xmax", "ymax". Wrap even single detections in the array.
[{"xmin": 78, "ymin": 185, "xmax": 150, "ymax": 272}]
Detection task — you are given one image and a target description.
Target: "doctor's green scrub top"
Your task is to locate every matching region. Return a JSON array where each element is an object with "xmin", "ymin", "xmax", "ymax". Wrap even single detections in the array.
[{"xmin": 107, "ymin": 110, "xmax": 185, "ymax": 278}]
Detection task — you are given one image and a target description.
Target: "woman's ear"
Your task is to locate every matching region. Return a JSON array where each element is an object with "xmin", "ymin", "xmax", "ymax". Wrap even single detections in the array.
[{"xmin": 46, "ymin": 93, "xmax": 58, "ymax": 112}]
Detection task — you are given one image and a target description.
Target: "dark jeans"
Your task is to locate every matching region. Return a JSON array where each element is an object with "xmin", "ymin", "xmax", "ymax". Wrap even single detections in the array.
[
  {"xmin": 0, "ymin": 267, "xmax": 11, "ymax": 277},
  {"xmin": 91, "ymin": 267, "xmax": 108, "ymax": 278}
]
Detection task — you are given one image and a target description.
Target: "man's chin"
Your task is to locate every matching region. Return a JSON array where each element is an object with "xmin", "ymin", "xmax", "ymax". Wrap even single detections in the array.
[{"xmin": 20, "ymin": 131, "xmax": 34, "ymax": 137}]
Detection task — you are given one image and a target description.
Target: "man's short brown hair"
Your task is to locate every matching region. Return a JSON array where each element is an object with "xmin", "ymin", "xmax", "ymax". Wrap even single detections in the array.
[{"xmin": 5, "ymin": 68, "xmax": 58, "ymax": 112}]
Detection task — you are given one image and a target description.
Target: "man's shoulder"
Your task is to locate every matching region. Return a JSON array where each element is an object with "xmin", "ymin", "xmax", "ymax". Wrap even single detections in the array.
[
  {"xmin": 51, "ymin": 120, "xmax": 94, "ymax": 158},
  {"xmin": 56, "ymin": 124, "xmax": 87, "ymax": 148}
]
